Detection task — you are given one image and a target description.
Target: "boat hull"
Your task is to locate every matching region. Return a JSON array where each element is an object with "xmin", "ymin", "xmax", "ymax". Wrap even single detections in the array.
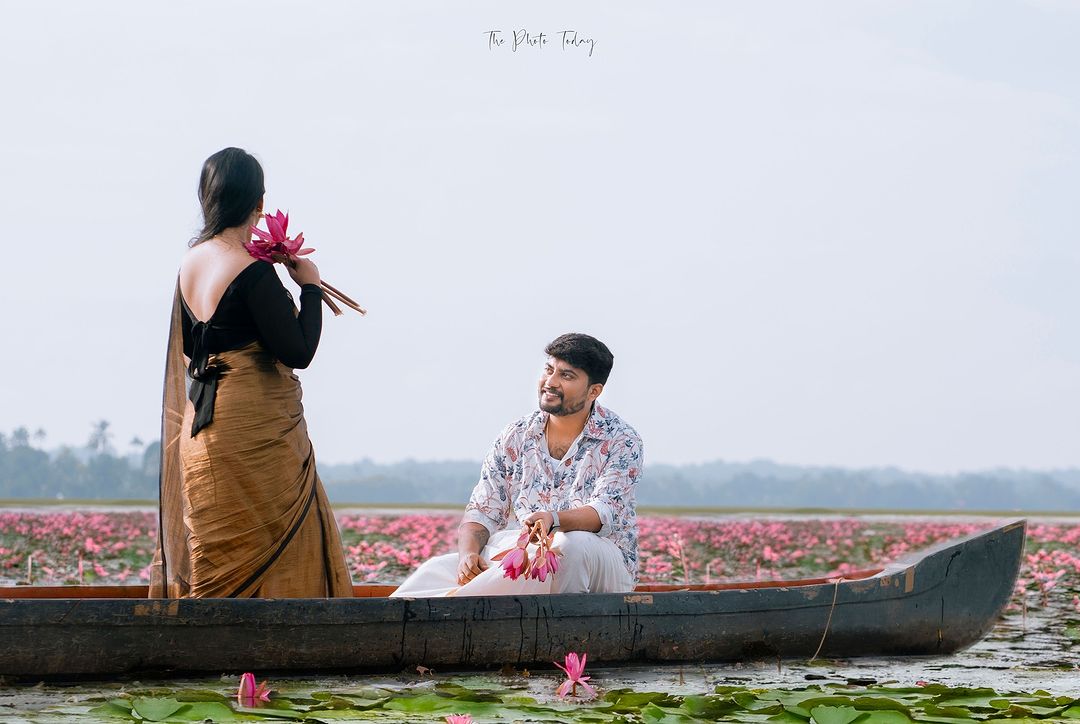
[{"xmin": 0, "ymin": 520, "xmax": 1025, "ymax": 678}]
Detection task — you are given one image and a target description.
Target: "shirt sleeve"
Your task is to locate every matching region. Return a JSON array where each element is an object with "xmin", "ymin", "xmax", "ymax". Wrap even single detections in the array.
[
  {"xmin": 244, "ymin": 265, "xmax": 323, "ymax": 369},
  {"xmin": 585, "ymin": 432, "xmax": 644, "ymax": 538},
  {"xmin": 462, "ymin": 432, "xmax": 514, "ymax": 536}
]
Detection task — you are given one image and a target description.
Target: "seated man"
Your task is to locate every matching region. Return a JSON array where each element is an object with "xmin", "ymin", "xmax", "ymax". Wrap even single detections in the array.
[{"xmin": 391, "ymin": 333, "xmax": 643, "ymax": 597}]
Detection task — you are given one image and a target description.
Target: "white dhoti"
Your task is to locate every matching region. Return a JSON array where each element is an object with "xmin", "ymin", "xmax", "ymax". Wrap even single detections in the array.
[{"xmin": 389, "ymin": 529, "xmax": 634, "ymax": 598}]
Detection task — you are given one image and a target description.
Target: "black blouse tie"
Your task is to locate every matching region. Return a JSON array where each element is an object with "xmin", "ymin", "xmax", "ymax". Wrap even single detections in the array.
[{"xmin": 186, "ymin": 319, "xmax": 228, "ymax": 438}]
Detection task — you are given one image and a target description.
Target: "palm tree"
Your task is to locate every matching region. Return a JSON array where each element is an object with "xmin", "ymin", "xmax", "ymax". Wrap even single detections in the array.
[
  {"xmin": 11, "ymin": 427, "xmax": 30, "ymax": 447},
  {"xmin": 87, "ymin": 420, "xmax": 113, "ymax": 454}
]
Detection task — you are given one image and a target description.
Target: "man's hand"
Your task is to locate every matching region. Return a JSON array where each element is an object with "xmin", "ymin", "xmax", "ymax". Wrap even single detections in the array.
[
  {"xmin": 520, "ymin": 510, "xmax": 555, "ymax": 540},
  {"xmin": 456, "ymin": 521, "xmax": 491, "ymax": 585},
  {"xmin": 457, "ymin": 552, "xmax": 489, "ymax": 585}
]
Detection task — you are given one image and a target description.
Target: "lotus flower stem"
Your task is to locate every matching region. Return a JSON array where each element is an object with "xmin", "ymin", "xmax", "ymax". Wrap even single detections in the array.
[
  {"xmin": 320, "ymin": 282, "xmax": 365, "ymax": 315},
  {"xmin": 321, "ymin": 281, "xmax": 366, "ymax": 314},
  {"xmin": 320, "ymin": 290, "xmax": 344, "ymax": 316}
]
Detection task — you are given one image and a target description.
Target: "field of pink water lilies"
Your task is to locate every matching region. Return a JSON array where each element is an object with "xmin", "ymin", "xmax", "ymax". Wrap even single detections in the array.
[{"xmin": 1, "ymin": 510, "xmax": 1078, "ymax": 614}]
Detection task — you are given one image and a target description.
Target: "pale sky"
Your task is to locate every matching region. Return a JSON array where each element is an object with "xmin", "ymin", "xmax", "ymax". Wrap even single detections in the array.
[{"xmin": 1, "ymin": 1, "xmax": 1078, "ymax": 473}]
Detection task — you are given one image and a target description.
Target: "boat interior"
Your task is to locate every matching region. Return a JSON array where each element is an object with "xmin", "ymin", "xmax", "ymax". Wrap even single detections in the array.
[{"xmin": 0, "ymin": 569, "xmax": 884, "ymax": 599}]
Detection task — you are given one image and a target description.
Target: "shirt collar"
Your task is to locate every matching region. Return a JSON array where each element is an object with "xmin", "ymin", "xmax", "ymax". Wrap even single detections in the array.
[{"xmin": 529, "ymin": 402, "xmax": 613, "ymax": 442}]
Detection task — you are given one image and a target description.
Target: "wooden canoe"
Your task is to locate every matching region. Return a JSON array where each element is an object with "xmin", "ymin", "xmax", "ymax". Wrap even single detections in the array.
[{"xmin": 0, "ymin": 519, "xmax": 1025, "ymax": 679}]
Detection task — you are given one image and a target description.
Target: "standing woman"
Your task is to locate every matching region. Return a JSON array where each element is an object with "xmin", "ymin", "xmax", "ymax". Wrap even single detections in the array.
[{"xmin": 149, "ymin": 147, "xmax": 353, "ymax": 598}]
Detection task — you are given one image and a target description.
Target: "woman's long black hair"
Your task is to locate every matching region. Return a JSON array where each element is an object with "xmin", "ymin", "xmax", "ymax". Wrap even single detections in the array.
[{"xmin": 190, "ymin": 147, "xmax": 265, "ymax": 246}]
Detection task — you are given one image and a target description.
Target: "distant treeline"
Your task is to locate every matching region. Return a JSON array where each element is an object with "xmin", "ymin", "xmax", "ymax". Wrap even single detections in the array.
[
  {"xmin": 0, "ymin": 423, "xmax": 158, "ymax": 499},
  {"xmin": 3, "ymin": 424, "xmax": 1080, "ymax": 510},
  {"xmin": 317, "ymin": 459, "xmax": 1080, "ymax": 511}
]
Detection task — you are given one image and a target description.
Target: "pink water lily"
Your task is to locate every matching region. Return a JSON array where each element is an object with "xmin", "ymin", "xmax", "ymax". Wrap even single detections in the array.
[
  {"xmin": 528, "ymin": 545, "xmax": 561, "ymax": 582},
  {"xmin": 237, "ymin": 672, "xmax": 271, "ymax": 707},
  {"xmin": 554, "ymin": 652, "xmax": 596, "ymax": 699},
  {"xmin": 500, "ymin": 546, "xmax": 529, "ymax": 580},
  {"xmin": 245, "ymin": 209, "xmax": 315, "ymax": 262},
  {"xmin": 445, "ymin": 716, "xmax": 473, "ymax": 724}
]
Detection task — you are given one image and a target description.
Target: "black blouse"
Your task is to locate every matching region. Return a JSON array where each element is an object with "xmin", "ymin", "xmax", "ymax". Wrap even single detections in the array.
[{"xmin": 179, "ymin": 260, "xmax": 322, "ymax": 437}]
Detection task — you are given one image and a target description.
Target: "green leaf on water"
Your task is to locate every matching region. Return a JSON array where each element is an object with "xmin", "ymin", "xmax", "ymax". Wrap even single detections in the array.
[
  {"xmin": 763, "ymin": 712, "xmax": 813, "ymax": 723},
  {"xmin": 324, "ymin": 687, "xmax": 392, "ymax": 700},
  {"xmin": 928, "ymin": 687, "xmax": 1005, "ymax": 709},
  {"xmin": 851, "ymin": 712, "xmax": 910, "ymax": 723},
  {"xmin": 680, "ymin": 694, "xmax": 740, "ymax": 718},
  {"xmin": 130, "ymin": 698, "xmax": 184, "ymax": 722},
  {"xmin": 301, "ymin": 712, "xmax": 385, "ymax": 721},
  {"xmin": 233, "ymin": 702, "xmax": 309, "ymax": 719},
  {"xmin": 172, "ymin": 689, "xmax": 228, "ymax": 702},
  {"xmin": 314, "ymin": 696, "xmax": 390, "ymax": 711},
  {"xmin": 306, "ymin": 695, "xmax": 371, "ymax": 711},
  {"xmin": 640, "ymin": 702, "xmax": 705, "ymax": 723},
  {"xmin": 432, "ymin": 682, "xmax": 506, "ymax": 702},
  {"xmin": 1064, "ymin": 626, "xmax": 1080, "ymax": 641},
  {"xmin": 603, "ymin": 689, "xmax": 682, "ymax": 712},
  {"xmin": 86, "ymin": 701, "xmax": 137, "ymax": 719},
  {"xmin": 166, "ymin": 702, "xmax": 241, "ymax": 721},
  {"xmin": 809, "ymin": 705, "xmax": 865, "ymax": 724},
  {"xmin": 381, "ymin": 694, "xmax": 506, "ymax": 716},
  {"xmin": 849, "ymin": 696, "xmax": 911, "ymax": 714},
  {"xmin": 1062, "ymin": 705, "xmax": 1080, "ymax": 719},
  {"xmin": 801, "ymin": 697, "xmax": 865, "ymax": 711},
  {"xmin": 921, "ymin": 703, "xmax": 975, "ymax": 719},
  {"xmin": 736, "ymin": 692, "xmax": 798, "ymax": 712},
  {"xmin": 716, "ymin": 685, "xmax": 773, "ymax": 695}
]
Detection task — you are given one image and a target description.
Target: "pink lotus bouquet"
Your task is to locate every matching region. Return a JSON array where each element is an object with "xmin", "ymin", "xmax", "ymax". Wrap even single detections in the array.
[
  {"xmin": 246, "ymin": 210, "xmax": 365, "ymax": 316},
  {"xmin": 491, "ymin": 520, "xmax": 562, "ymax": 583}
]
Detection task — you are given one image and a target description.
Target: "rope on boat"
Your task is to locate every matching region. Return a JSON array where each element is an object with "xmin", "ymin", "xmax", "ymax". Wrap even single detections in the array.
[{"xmin": 809, "ymin": 576, "xmax": 844, "ymax": 662}]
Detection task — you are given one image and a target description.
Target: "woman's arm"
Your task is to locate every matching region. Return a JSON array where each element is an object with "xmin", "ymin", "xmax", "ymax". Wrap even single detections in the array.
[{"xmin": 245, "ymin": 266, "xmax": 323, "ymax": 369}]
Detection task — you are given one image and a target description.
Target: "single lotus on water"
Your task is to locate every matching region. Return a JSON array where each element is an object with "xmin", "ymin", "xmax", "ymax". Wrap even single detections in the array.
[
  {"xmin": 236, "ymin": 673, "xmax": 271, "ymax": 707},
  {"xmin": 554, "ymin": 652, "xmax": 596, "ymax": 699}
]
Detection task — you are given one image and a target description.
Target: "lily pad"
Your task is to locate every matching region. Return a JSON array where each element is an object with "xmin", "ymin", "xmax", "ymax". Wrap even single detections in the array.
[
  {"xmin": 130, "ymin": 697, "xmax": 185, "ymax": 722},
  {"xmin": 86, "ymin": 701, "xmax": 137, "ymax": 719},
  {"xmin": 809, "ymin": 705, "xmax": 865, "ymax": 724},
  {"xmin": 167, "ymin": 702, "xmax": 241, "ymax": 721}
]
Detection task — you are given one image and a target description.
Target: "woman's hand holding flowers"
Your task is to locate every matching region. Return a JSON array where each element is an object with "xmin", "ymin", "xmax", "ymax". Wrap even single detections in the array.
[
  {"xmin": 247, "ymin": 210, "xmax": 364, "ymax": 316},
  {"xmin": 280, "ymin": 256, "xmax": 321, "ymax": 287}
]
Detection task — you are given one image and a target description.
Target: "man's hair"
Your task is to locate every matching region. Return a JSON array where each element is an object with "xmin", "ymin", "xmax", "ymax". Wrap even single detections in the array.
[{"xmin": 544, "ymin": 333, "xmax": 614, "ymax": 386}]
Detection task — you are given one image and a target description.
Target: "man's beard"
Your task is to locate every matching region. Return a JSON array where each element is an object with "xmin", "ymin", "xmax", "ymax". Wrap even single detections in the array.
[{"xmin": 539, "ymin": 391, "xmax": 588, "ymax": 417}]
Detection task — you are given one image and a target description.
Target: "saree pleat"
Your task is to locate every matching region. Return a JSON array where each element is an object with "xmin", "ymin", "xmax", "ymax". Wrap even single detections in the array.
[{"xmin": 150, "ymin": 279, "xmax": 353, "ymax": 599}]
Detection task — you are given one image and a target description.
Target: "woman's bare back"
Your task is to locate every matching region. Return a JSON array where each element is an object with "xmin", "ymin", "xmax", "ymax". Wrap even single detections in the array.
[{"xmin": 179, "ymin": 242, "xmax": 258, "ymax": 323}]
